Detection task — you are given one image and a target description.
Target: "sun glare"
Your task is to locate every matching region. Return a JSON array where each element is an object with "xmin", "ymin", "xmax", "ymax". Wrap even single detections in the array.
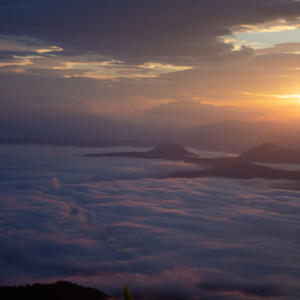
[{"xmin": 240, "ymin": 92, "xmax": 300, "ymax": 102}]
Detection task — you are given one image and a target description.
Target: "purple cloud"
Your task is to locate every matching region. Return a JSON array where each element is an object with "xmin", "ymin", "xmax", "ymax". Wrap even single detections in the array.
[{"xmin": 0, "ymin": 145, "xmax": 300, "ymax": 299}]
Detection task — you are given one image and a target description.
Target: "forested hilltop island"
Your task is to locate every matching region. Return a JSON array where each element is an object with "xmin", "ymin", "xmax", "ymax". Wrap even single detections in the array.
[{"xmin": 0, "ymin": 281, "xmax": 112, "ymax": 300}]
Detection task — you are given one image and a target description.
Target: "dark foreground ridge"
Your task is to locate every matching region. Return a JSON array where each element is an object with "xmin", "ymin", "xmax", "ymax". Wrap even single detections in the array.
[
  {"xmin": 238, "ymin": 143, "xmax": 300, "ymax": 163},
  {"xmin": 0, "ymin": 281, "xmax": 111, "ymax": 300},
  {"xmin": 85, "ymin": 143, "xmax": 198, "ymax": 160}
]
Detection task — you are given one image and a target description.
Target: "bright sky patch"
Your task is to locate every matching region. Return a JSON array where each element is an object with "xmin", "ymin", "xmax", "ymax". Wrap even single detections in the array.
[{"xmin": 234, "ymin": 28, "xmax": 300, "ymax": 49}]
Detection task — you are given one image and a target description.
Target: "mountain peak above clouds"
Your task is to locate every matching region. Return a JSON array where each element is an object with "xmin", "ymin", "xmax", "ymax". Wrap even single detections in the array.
[
  {"xmin": 146, "ymin": 143, "xmax": 193, "ymax": 158},
  {"xmin": 85, "ymin": 143, "xmax": 197, "ymax": 160}
]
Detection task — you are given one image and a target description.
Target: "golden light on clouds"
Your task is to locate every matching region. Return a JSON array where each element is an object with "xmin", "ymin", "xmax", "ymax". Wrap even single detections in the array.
[
  {"xmin": 36, "ymin": 46, "xmax": 63, "ymax": 53},
  {"xmin": 139, "ymin": 62, "xmax": 193, "ymax": 71},
  {"xmin": 240, "ymin": 92, "xmax": 300, "ymax": 101},
  {"xmin": 52, "ymin": 177, "xmax": 60, "ymax": 190},
  {"xmin": 0, "ymin": 57, "xmax": 34, "ymax": 68},
  {"xmin": 0, "ymin": 36, "xmax": 63, "ymax": 53},
  {"xmin": 225, "ymin": 18, "xmax": 300, "ymax": 51},
  {"xmin": 233, "ymin": 18, "xmax": 300, "ymax": 33},
  {"xmin": 53, "ymin": 60, "xmax": 193, "ymax": 79},
  {"xmin": 0, "ymin": 39, "xmax": 193, "ymax": 79}
]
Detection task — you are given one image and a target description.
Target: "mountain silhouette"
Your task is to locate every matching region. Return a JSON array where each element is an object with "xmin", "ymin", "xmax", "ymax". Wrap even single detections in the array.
[
  {"xmin": 238, "ymin": 143, "xmax": 300, "ymax": 163},
  {"xmin": 169, "ymin": 159, "xmax": 300, "ymax": 180},
  {"xmin": 86, "ymin": 143, "xmax": 300, "ymax": 181},
  {"xmin": 0, "ymin": 281, "xmax": 111, "ymax": 300},
  {"xmin": 169, "ymin": 144, "xmax": 300, "ymax": 180},
  {"xmin": 85, "ymin": 143, "xmax": 197, "ymax": 160},
  {"xmin": 3, "ymin": 111, "xmax": 300, "ymax": 153}
]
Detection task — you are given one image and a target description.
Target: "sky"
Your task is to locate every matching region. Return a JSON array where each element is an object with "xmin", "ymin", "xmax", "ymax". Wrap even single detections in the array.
[
  {"xmin": 1, "ymin": 0, "xmax": 300, "ymax": 127},
  {"xmin": 1, "ymin": 144, "xmax": 300, "ymax": 300}
]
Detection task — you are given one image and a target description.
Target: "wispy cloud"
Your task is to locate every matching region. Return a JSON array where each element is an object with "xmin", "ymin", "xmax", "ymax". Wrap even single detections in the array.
[
  {"xmin": 240, "ymin": 92, "xmax": 300, "ymax": 101},
  {"xmin": 233, "ymin": 18, "xmax": 300, "ymax": 33}
]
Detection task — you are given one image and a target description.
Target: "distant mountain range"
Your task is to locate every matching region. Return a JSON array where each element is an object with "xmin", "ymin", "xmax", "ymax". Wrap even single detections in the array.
[
  {"xmin": 1, "ymin": 112, "xmax": 300, "ymax": 152},
  {"xmin": 86, "ymin": 143, "xmax": 300, "ymax": 181}
]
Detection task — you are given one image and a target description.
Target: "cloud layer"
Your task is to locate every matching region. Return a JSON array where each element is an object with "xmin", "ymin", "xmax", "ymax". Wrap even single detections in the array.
[
  {"xmin": 1, "ymin": 1, "xmax": 300, "ymax": 64},
  {"xmin": 1, "ymin": 145, "xmax": 300, "ymax": 299}
]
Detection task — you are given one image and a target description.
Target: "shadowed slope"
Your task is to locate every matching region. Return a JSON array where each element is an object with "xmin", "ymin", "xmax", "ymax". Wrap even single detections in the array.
[
  {"xmin": 85, "ymin": 143, "xmax": 197, "ymax": 160},
  {"xmin": 238, "ymin": 143, "xmax": 300, "ymax": 163},
  {"xmin": 169, "ymin": 159, "xmax": 300, "ymax": 180}
]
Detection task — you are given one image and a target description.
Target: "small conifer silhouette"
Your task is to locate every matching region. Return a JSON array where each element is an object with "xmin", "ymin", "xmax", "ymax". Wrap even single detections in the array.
[{"xmin": 124, "ymin": 284, "xmax": 133, "ymax": 300}]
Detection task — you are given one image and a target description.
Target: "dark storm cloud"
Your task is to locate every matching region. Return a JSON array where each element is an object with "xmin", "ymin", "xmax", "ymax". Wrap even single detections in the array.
[
  {"xmin": 1, "ymin": 145, "xmax": 300, "ymax": 298},
  {"xmin": 1, "ymin": 1, "xmax": 300, "ymax": 64}
]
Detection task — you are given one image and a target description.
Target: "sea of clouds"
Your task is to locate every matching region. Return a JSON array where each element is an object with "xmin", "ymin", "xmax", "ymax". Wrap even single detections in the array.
[{"xmin": 0, "ymin": 145, "xmax": 300, "ymax": 300}]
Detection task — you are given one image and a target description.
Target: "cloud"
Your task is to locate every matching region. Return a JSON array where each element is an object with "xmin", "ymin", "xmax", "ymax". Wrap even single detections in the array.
[
  {"xmin": 0, "ymin": 35, "xmax": 63, "ymax": 54},
  {"xmin": 256, "ymin": 42, "xmax": 300, "ymax": 54},
  {"xmin": 1, "ymin": 1, "xmax": 300, "ymax": 65},
  {"xmin": 0, "ymin": 1, "xmax": 300, "ymax": 120},
  {"xmin": 0, "ymin": 145, "xmax": 300, "ymax": 299},
  {"xmin": 197, "ymin": 281, "xmax": 285, "ymax": 298},
  {"xmin": 103, "ymin": 100, "xmax": 268, "ymax": 127},
  {"xmin": 143, "ymin": 100, "xmax": 268, "ymax": 124},
  {"xmin": 0, "ymin": 36, "xmax": 193, "ymax": 79},
  {"xmin": 240, "ymin": 92, "xmax": 300, "ymax": 101},
  {"xmin": 1, "ymin": 49, "xmax": 299, "ymax": 126},
  {"xmin": 232, "ymin": 17, "xmax": 300, "ymax": 33}
]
